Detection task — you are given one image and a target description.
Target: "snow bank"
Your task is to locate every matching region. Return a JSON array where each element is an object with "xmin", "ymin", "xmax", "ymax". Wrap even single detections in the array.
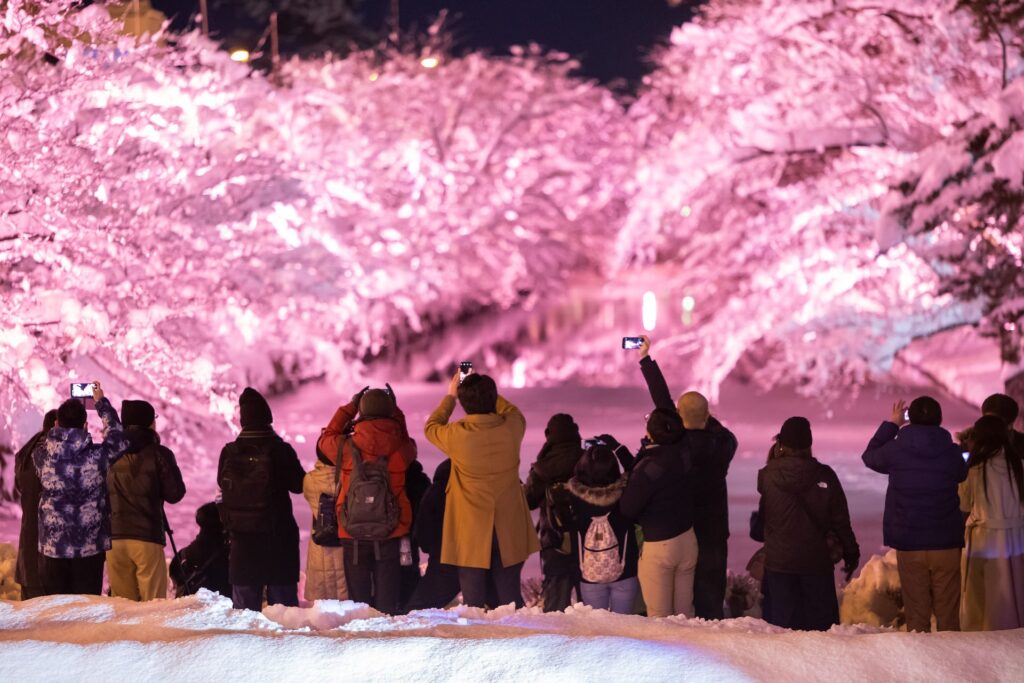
[
  {"xmin": 0, "ymin": 543, "xmax": 19, "ymax": 601},
  {"xmin": 2, "ymin": 591, "xmax": 1023, "ymax": 682},
  {"xmin": 840, "ymin": 550, "xmax": 903, "ymax": 629}
]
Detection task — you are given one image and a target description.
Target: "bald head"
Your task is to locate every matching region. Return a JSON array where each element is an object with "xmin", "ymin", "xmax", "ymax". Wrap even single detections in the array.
[{"xmin": 677, "ymin": 391, "xmax": 710, "ymax": 429}]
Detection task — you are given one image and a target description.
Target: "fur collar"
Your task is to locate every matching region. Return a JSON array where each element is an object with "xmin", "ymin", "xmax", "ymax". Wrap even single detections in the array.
[{"xmin": 567, "ymin": 476, "xmax": 627, "ymax": 506}]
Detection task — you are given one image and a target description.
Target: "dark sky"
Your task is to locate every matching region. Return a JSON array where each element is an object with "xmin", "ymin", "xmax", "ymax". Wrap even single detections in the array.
[{"xmin": 151, "ymin": 1, "xmax": 701, "ymax": 88}]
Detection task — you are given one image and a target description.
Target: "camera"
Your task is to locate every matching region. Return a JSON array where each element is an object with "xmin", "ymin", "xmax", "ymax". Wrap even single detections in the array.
[{"xmin": 622, "ymin": 337, "xmax": 644, "ymax": 350}]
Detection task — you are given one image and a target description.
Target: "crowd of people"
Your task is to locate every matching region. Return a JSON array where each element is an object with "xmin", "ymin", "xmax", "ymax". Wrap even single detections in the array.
[{"xmin": 11, "ymin": 338, "xmax": 1024, "ymax": 633}]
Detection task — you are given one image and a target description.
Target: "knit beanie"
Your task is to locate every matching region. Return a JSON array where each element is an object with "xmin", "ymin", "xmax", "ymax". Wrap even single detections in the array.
[
  {"xmin": 647, "ymin": 408, "xmax": 684, "ymax": 445},
  {"xmin": 121, "ymin": 400, "xmax": 156, "ymax": 428},
  {"xmin": 545, "ymin": 413, "xmax": 580, "ymax": 445},
  {"xmin": 239, "ymin": 387, "xmax": 273, "ymax": 428},
  {"xmin": 779, "ymin": 416, "xmax": 813, "ymax": 450},
  {"xmin": 359, "ymin": 389, "xmax": 395, "ymax": 419}
]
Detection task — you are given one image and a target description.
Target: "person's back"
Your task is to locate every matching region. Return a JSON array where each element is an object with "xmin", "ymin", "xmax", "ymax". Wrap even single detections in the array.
[
  {"xmin": 14, "ymin": 410, "xmax": 55, "ymax": 600},
  {"xmin": 959, "ymin": 415, "xmax": 1024, "ymax": 631},
  {"xmin": 106, "ymin": 401, "xmax": 186, "ymax": 601},
  {"xmin": 862, "ymin": 397, "xmax": 967, "ymax": 632},
  {"xmin": 171, "ymin": 502, "xmax": 231, "ymax": 598},
  {"xmin": 218, "ymin": 387, "xmax": 304, "ymax": 611}
]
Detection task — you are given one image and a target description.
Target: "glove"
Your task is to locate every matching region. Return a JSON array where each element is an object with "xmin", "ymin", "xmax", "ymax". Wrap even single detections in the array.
[
  {"xmin": 351, "ymin": 386, "xmax": 369, "ymax": 407},
  {"xmin": 385, "ymin": 382, "xmax": 396, "ymax": 404},
  {"xmin": 597, "ymin": 433, "xmax": 621, "ymax": 450}
]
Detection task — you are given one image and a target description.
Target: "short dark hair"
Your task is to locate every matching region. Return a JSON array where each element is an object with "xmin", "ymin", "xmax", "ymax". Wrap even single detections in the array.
[
  {"xmin": 57, "ymin": 399, "xmax": 87, "ymax": 429},
  {"xmin": 457, "ymin": 374, "xmax": 498, "ymax": 415},
  {"xmin": 982, "ymin": 393, "xmax": 1019, "ymax": 425},
  {"xmin": 42, "ymin": 409, "xmax": 58, "ymax": 433},
  {"xmin": 908, "ymin": 396, "xmax": 942, "ymax": 426}
]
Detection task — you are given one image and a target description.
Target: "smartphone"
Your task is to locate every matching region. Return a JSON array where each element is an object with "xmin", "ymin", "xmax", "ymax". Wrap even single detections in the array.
[
  {"xmin": 962, "ymin": 451, "xmax": 970, "ymax": 462},
  {"xmin": 70, "ymin": 382, "xmax": 95, "ymax": 398},
  {"xmin": 622, "ymin": 336, "xmax": 644, "ymax": 350},
  {"xmin": 903, "ymin": 409, "xmax": 910, "ymax": 422},
  {"xmin": 459, "ymin": 361, "xmax": 473, "ymax": 381},
  {"xmin": 582, "ymin": 438, "xmax": 605, "ymax": 449}
]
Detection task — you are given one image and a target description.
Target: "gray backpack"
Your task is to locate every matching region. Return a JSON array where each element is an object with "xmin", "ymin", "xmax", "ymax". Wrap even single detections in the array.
[{"xmin": 339, "ymin": 437, "xmax": 400, "ymax": 541}]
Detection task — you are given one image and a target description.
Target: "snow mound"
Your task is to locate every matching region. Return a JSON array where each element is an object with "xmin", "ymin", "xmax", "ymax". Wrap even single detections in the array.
[
  {"xmin": 840, "ymin": 550, "xmax": 903, "ymax": 629},
  {"xmin": 0, "ymin": 543, "xmax": 19, "ymax": 600},
  {"xmin": 2, "ymin": 591, "xmax": 1024, "ymax": 681}
]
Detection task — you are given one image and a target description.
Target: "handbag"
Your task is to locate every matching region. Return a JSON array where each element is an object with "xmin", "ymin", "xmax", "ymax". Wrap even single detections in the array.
[{"xmin": 311, "ymin": 456, "xmax": 342, "ymax": 547}]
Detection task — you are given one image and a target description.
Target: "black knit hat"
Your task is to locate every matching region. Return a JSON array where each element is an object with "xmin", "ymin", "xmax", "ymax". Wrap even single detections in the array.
[
  {"xmin": 359, "ymin": 389, "xmax": 394, "ymax": 419},
  {"xmin": 779, "ymin": 417, "xmax": 813, "ymax": 450},
  {"xmin": 574, "ymin": 444, "xmax": 621, "ymax": 487},
  {"xmin": 647, "ymin": 408, "xmax": 684, "ymax": 445},
  {"xmin": 239, "ymin": 387, "xmax": 273, "ymax": 428},
  {"xmin": 545, "ymin": 413, "xmax": 580, "ymax": 445},
  {"xmin": 121, "ymin": 400, "xmax": 156, "ymax": 428}
]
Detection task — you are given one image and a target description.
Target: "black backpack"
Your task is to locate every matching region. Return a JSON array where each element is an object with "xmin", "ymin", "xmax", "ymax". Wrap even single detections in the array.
[
  {"xmin": 219, "ymin": 441, "xmax": 275, "ymax": 533},
  {"xmin": 339, "ymin": 437, "xmax": 400, "ymax": 541},
  {"xmin": 311, "ymin": 460, "xmax": 342, "ymax": 547}
]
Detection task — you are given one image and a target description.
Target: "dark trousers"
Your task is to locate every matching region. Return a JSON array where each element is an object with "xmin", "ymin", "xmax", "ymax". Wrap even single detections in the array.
[
  {"xmin": 405, "ymin": 560, "xmax": 462, "ymax": 611},
  {"xmin": 693, "ymin": 536, "xmax": 728, "ymax": 619},
  {"xmin": 232, "ymin": 583, "xmax": 299, "ymax": 612},
  {"xmin": 762, "ymin": 569, "xmax": 839, "ymax": 631},
  {"xmin": 342, "ymin": 538, "xmax": 402, "ymax": 615},
  {"xmin": 38, "ymin": 553, "xmax": 105, "ymax": 596},
  {"xmin": 458, "ymin": 532, "xmax": 524, "ymax": 609},
  {"xmin": 542, "ymin": 573, "xmax": 576, "ymax": 613},
  {"xmin": 21, "ymin": 585, "xmax": 47, "ymax": 600}
]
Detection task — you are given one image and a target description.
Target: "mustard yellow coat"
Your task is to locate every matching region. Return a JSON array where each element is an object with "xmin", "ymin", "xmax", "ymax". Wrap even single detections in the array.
[{"xmin": 424, "ymin": 395, "xmax": 540, "ymax": 569}]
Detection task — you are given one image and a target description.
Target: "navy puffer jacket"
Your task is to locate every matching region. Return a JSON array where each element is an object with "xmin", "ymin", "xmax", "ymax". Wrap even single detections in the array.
[{"xmin": 862, "ymin": 422, "xmax": 968, "ymax": 551}]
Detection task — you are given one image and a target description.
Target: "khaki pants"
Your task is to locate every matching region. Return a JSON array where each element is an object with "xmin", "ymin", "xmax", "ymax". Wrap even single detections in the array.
[
  {"xmin": 107, "ymin": 539, "xmax": 168, "ymax": 601},
  {"xmin": 638, "ymin": 528, "xmax": 699, "ymax": 618},
  {"xmin": 897, "ymin": 548, "xmax": 961, "ymax": 632}
]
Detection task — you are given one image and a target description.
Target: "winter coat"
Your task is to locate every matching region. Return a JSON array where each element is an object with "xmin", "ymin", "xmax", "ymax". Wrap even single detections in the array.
[
  {"xmin": 217, "ymin": 429, "xmax": 305, "ymax": 586},
  {"xmin": 317, "ymin": 401, "xmax": 417, "ymax": 540},
  {"xmin": 862, "ymin": 422, "xmax": 968, "ymax": 551},
  {"xmin": 14, "ymin": 431, "xmax": 46, "ymax": 589},
  {"xmin": 424, "ymin": 395, "xmax": 540, "ymax": 569},
  {"xmin": 565, "ymin": 477, "xmax": 640, "ymax": 583},
  {"xmin": 33, "ymin": 398, "xmax": 131, "ymax": 559},
  {"xmin": 302, "ymin": 460, "xmax": 348, "ymax": 602},
  {"xmin": 639, "ymin": 356, "xmax": 738, "ymax": 543},
  {"xmin": 619, "ymin": 439, "xmax": 694, "ymax": 542},
  {"xmin": 756, "ymin": 451, "xmax": 859, "ymax": 576},
  {"xmin": 107, "ymin": 427, "xmax": 186, "ymax": 545},
  {"xmin": 413, "ymin": 460, "xmax": 451, "ymax": 559},
  {"xmin": 959, "ymin": 451, "xmax": 1024, "ymax": 630},
  {"xmin": 524, "ymin": 439, "xmax": 583, "ymax": 577}
]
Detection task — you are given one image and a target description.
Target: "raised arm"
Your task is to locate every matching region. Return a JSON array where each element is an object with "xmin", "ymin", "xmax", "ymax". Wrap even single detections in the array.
[
  {"xmin": 861, "ymin": 422, "xmax": 900, "ymax": 473},
  {"xmin": 317, "ymin": 398, "xmax": 360, "ymax": 465},
  {"xmin": 424, "ymin": 395, "xmax": 457, "ymax": 455},
  {"xmin": 94, "ymin": 389, "xmax": 130, "ymax": 467},
  {"xmin": 637, "ymin": 336, "xmax": 675, "ymax": 412}
]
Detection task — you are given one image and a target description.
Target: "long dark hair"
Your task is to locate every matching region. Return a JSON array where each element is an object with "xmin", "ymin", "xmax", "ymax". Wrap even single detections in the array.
[{"xmin": 968, "ymin": 415, "xmax": 1024, "ymax": 504}]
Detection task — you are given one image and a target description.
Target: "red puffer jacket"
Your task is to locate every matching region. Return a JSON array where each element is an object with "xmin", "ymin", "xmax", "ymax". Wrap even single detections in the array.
[{"xmin": 317, "ymin": 401, "xmax": 417, "ymax": 540}]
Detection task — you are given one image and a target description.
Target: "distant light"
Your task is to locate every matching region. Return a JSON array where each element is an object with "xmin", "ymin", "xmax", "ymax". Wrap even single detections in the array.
[
  {"xmin": 420, "ymin": 56, "xmax": 440, "ymax": 69},
  {"xmin": 642, "ymin": 291, "xmax": 657, "ymax": 332},
  {"xmin": 511, "ymin": 358, "xmax": 527, "ymax": 389},
  {"xmin": 680, "ymin": 205, "xmax": 692, "ymax": 218},
  {"xmin": 682, "ymin": 295, "xmax": 695, "ymax": 312},
  {"xmin": 230, "ymin": 49, "xmax": 250, "ymax": 63},
  {"xmin": 369, "ymin": 72, "xmax": 379, "ymax": 81}
]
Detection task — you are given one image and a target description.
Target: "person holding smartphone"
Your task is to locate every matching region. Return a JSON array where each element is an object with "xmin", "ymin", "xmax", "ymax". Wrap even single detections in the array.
[
  {"xmin": 33, "ymin": 381, "xmax": 131, "ymax": 596},
  {"xmin": 861, "ymin": 396, "xmax": 969, "ymax": 632}
]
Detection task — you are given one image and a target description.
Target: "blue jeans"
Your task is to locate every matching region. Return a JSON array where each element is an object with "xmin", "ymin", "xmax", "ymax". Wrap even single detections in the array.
[
  {"xmin": 232, "ymin": 583, "xmax": 298, "ymax": 612},
  {"xmin": 578, "ymin": 576, "xmax": 639, "ymax": 614}
]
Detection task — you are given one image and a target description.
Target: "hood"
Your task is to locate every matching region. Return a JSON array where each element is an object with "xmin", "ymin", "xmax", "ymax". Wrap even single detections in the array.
[
  {"xmin": 895, "ymin": 424, "xmax": 955, "ymax": 456},
  {"xmin": 352, "ymin": 417, "xmax": 410, "ymax": 456},
  {"xmin": 45, "ymin": 427, "xmax": 92, "ymax": 454},
  {"xmin": 532, "ymin": 440, "xmax": 583, "ymax": 482},
  {"xmin": 124, "ymin": 426, "xmax": 159, "ymax": 453},
  {"xmin": 567, "ymin": 476, "xmax": 626, "ymax": 507},
  {"xmin": 763, "ymin": 453, "xmax": 823, "ymax": 493}
]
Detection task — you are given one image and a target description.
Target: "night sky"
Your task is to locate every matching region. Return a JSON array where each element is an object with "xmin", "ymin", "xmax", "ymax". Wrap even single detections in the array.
[{"xmin": 151, "ymin": 1, "xmax": 702, "ymax": 88}]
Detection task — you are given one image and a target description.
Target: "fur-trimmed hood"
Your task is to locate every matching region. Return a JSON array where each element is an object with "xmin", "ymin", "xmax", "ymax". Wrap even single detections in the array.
[{"xmin": 567, "ymin": 476, "xmax": 627, "ymax": 507}]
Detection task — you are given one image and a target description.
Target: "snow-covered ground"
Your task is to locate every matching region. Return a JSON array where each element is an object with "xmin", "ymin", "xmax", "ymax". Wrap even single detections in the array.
[{"xmin": 1, "ymin": 590, "xmax": 1022, "ymax": 682}]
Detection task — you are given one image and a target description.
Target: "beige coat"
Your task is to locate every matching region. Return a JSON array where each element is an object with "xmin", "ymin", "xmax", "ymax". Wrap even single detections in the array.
[
  {"xmin": 424, "ymin": 395, "xmax": 540, "ymax": 569},
  {"xmin": 302, "ymin": 461, "xmax": 348, "ymax": 602},
  {"xmin": 959, "ymin": 452, "xmax": 1024, "ymax": 631}
]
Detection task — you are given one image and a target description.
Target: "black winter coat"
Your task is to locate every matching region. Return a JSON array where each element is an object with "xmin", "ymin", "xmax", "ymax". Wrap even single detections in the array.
[
  {"xmin": 755, "ymin": 452, "xmax": 859, "ymax": 576},
  {"xmin": 619, "ymin": 440, "xmax": 694, "ymax": 542},
  {"xmin": 525, "ymin": 439, "xmax": 583, "ymax": 577},
  {"xmin": 217, "ymin": 429, "xmax": 305, "ymax": 586},
  {"xmin": 14, "ymin": 431, "xmax": 46, "ymax": 590},
  {"xmin": 108, "ymin": 427, "xmax": 186, "ymax": 545},
  {"xmin": 414, "ymin": 460, "xmax": 451, "ymax": 560},
  {"xmin": 639, "ymin": 356, "xmax": 737, "ymax": 543},
  {"xmin": 564, "ymin": 477, "xmax": 639, "ymax": 583}
]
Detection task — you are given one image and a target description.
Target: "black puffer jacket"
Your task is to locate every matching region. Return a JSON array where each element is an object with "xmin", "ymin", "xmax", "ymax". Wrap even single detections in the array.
[
  {"xmin": 14, "ymin": 431, "xmax": 46, "ymax": 590},
  {"xmin": 565, "ymin": 477, "xmax": 639, "ymax": 583},
  {"xmin": 414, "ymin": 459, "xmax": 451, "ymax": 559},
  {"xmin": 619, "ymin": 439, "xmax": 694, "ymax": 542},
  {"xmin": 217, "ymin": 429, "xmax": 305, "ymax": 586},
  {"xmin": 756, "ymin": 451, "xmax": 859, "ymax": 575},
  {"xmin": 525, "ymin": 435, "xmax": 583, "ymax": 577},
  {"xmin": 108, "ymin": 427, "xmax": 187, "ymax": 545},
  {"xmin": 683, "ymin": 418, "xmax": 737, "ymax": 542}
]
